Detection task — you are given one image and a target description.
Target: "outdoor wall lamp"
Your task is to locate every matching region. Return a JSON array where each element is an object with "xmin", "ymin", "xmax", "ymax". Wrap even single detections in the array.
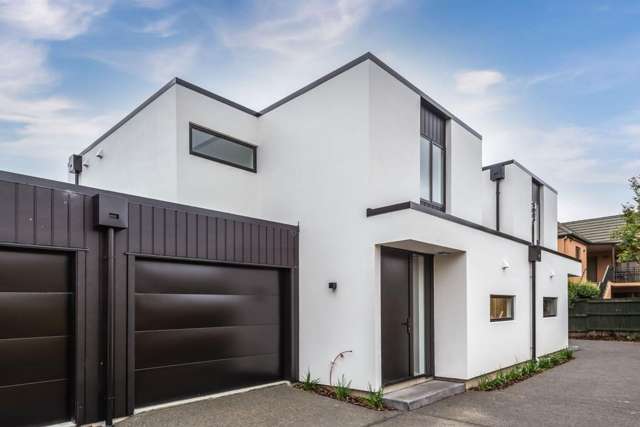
[
  {"xmin": 328, "ymin": 282, "xmax": 337, "ymax": 291},
  {"xmin": 549, "ymin": 270, "xmax": 555, "ymax": 279},
  {"xmin": 501, "ymin": 259, "xmax": 511, "ymax": 270}
]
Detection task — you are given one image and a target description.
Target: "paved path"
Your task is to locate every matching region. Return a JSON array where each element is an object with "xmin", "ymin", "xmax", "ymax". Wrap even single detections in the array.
[{"xmin": 118, "ymin": 340, "xmax": 640, "ymax": 426}]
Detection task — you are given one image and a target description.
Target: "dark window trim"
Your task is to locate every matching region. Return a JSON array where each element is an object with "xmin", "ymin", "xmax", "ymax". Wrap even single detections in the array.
[
  {"xmin": 543, "ymin": 297, "xmax": 558, "ymax": 318},
  {"xmin": 490, "ymin": 294, "xmax": 515, "ymax": 322},
  {"xmin": 189, "ymin": 122, "xmax": 257, "ymax": 173},
  {"xmin": 420, "ymin": 113, "xmax": 447, "ymax": 212}
]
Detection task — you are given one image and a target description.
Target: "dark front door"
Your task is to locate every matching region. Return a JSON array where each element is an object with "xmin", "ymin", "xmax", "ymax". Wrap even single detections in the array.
[
  {"xmin": 587, "ymin": 256, "xmax": 597, "ymax": 282},
  {"xmin": 134, "ymin": 259, "xmax": 283, "ymax": 407},
  {"xmin": 381, "ymin": 247, "xmax": 412, "ymax": 384},
  {"xmin": 0, "ymin": 249, "xmax": 74, "ymax": 427}
]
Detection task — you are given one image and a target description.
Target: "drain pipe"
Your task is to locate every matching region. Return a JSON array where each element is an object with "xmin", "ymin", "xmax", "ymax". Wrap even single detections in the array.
[
  {"xmin": 106, "ymin": 227, "xmax": 115, "ymax": 427},
  {"xmin": 529, "ymin": 246, "xmax": 541, "ymax": 361},
  {"xmin": 92, "ymin": 194, "xmax": 128, "ymax": 427}
]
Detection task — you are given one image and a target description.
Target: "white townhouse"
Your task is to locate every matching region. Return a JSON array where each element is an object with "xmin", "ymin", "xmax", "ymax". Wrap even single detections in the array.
[{"xmin": 70, "ymin": 53, "xmax": 579, "ymax": 399}]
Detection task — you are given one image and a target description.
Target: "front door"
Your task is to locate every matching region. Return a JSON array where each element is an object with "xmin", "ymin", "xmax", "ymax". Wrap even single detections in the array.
[{"xmin": 381, "ymin": 247, "xmax": 433, "ymax": 385}]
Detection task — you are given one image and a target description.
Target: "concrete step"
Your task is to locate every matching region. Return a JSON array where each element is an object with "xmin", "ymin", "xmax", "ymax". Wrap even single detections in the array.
[{"xmin": 383, "ymin": 380, "xmax": 465, "ymax": 411}]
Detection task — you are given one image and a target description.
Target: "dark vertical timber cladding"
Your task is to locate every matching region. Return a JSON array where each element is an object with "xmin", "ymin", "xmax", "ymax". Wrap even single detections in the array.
[
  {"xmin": 153, "ymin": 208, "xmax": 164, "ymax": 255},
  {"xmin": 35, "ymin": 187, "xmax": 52, "ymax": 245},
  {"xmin": 52, "ymin": 190, "xmax": 69, "ymax": 246},
  {"xmin": 0, "ymin": 170, "xmax": 299, "ymax": 425},
  {"xmin": 16, "ymin": 184, "xmax": 34, "ymax": 244},
  {"xmin": 0, "ymin": 249, "xmax": 73, "ymax": 427},
  {"xmin": 0, "ymin": 182, "xmax": 16, "ymax": 241}
]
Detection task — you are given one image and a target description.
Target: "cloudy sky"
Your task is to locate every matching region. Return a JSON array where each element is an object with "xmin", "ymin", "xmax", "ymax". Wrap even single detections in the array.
[{"xmin": 0, "ymin": 0, "xmax": 639, "ymax": 221}]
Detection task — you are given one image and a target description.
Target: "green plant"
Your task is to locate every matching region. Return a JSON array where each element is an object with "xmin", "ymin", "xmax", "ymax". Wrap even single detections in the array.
[
  {"xmin": 364, "ymin": 384, "xmax": 385, "ymax": 410},
  {"xmin": 334, "ymin": 375, "xmax": 352, "ymax": 401},
  {"xmin": 568, "ymin": 281, "xmax": 600, "ymax": 306},
  {"xmin": 537, "ymin": 357, "xmax": 552, "ymax": 369},
  {"xmin": 301, "ymin": 370, "xmax": 320, "ymax": 391}
]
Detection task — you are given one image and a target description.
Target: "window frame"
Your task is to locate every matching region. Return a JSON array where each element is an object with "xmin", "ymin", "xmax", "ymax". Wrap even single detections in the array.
[
  {"xmin": 543, "ymin": 297, "xmax": 558, "ymax": 318},
  {"xmin": 490, "ymin": 294, "xmax": 515, "ymax": 322},
  {"xmin": 189, "ymin": 122, "xmax": 257, "ymax": 173},
  {"xmin": 419, "ymin": 105, "xmax": 446, "ymax": 211}
]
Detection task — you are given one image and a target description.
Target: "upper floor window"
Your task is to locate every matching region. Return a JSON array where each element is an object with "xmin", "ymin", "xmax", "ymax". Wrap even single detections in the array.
[
  {"xmin": 575, "ymin": 246, "xmax": 581, "ymax": 260},
  {"xmin": 190, "ymin": 123, "xmax": 257, "ymax": 172},
  {"xmin": 420, "ymin": 104, "xmax": 446, "ymax": 209}
]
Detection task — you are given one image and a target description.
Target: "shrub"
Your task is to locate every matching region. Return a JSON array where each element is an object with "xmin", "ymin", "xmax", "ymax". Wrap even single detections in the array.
[
  {"xmin": 334, "ymin": 375, "xmax": 352, "ymax": 401},
  {"xmin": 301, "ymin": 370, "xmax": 320, "ymax": 391},
  {"xmin": 364, "ymin": 384, "xmax": 385, "ymax": 410},
  {"xmin": 568, "ymin": 281, "xmax": 600, "ymax": 306}
]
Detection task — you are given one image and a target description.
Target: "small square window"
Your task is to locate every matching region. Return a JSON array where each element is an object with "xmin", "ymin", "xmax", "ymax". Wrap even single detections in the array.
[
  {"xmin": 543, "ymin": 297, "xmax": 557, "ymax": 317},
  {"xmin": 490, "ymin": 295, "xmax": 514, "ymax": 322}
]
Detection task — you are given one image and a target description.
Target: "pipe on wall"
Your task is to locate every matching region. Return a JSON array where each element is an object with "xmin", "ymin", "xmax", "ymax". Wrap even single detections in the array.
[
  {"xmin": 530, "ymin": 260, "xmax": 537, "ymax": 361},
  {"xmin": 106, "ymin": 227, "xmax": 115, "ymax": 427}
]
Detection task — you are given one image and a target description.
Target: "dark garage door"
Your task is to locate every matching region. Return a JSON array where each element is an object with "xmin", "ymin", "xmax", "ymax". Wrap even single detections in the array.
[
  {"xmin": 0, "ymin": 249, "xmax": 73, "ymax": 427},
  {"xmin": 135, "ymin": 259, "xmax": 282, "ymax": 407}
]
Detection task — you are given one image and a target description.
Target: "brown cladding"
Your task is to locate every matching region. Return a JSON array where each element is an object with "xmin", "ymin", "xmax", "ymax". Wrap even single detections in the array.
[{"xmin": 0, "ymin": 170, "xmax": 298, "ymax": 425}]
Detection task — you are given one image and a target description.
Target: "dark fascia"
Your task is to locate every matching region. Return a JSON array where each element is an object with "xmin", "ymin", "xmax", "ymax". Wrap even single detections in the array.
[
  {"xmin": 79, "ymin": 52, "xmax": 482, "ymax": 156},
  {"xmin": 0, "ymin": 169, "xmax": 298, "ymax": 231},
  {"xmin": 367, "ymin": 201, "xmax": 581, "ymax": 262},
  {"xmin": 482, "ymin": 160, "xmax": 558, "ymax": 194}
]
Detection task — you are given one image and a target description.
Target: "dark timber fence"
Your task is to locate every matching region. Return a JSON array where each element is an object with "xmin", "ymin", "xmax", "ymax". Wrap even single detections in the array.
[{"xmin": 569, "ymin": 299, "xmax": 640, "ymax": 332}]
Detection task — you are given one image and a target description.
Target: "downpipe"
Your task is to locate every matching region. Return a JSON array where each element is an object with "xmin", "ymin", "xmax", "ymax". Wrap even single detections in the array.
[
  {"xmin": 530, "ymin": 259, "xmax": 536, "ymax": 361},
  {"xmin": 106, "ymin": 227, "xmax": 115, "ymax": 427}
]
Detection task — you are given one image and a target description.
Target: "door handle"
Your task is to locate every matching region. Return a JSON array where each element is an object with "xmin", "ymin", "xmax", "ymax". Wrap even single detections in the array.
[{"xmin": 401, "ymin": 317, "xmax": 412, "ymax": 335}]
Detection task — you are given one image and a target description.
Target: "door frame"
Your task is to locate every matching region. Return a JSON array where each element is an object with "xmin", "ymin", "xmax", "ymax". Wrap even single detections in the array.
[{"xmin": 380, "ymin": 246, "xmax": 434, "ymax": 386}]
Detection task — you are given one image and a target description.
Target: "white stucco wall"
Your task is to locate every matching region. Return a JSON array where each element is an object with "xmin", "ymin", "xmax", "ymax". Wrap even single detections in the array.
[
  {"xmin": 175, "ymin": 86, "xmax": 261, "ymax": 218},
  {"xmin": 480, "ymin": 168, "xmax": 497, "ymax": 229},
  {"xmin": 499, "ymin": 163, "xmax": 532, "ymax": 242},
  {"xmin": 448, "ymin": 121, "xmax": 483, "ymax": 223},
  {"xmin": 542, "ymin": 186, "xmax": 558, "ymax": 250},
  {"xmin": 78, "ymin": 86, "xmax": 178, "ymax": 201}
]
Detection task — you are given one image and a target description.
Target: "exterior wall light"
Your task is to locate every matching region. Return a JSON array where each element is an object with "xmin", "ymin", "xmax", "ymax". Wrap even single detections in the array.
[
  {"xmin": 328, "ymin": 282, "xmax": 337, "ymax": 291},
  {"xmin": 549, "ymin": 270, "xmax": 555, "ymax": 279},
  {"xmin": 96, "ymin": 148, "xmax": 104, "ymax": 159},
  {"xmin": 501, "ymin": 259, "xmax": 511, "ymax": 270}
]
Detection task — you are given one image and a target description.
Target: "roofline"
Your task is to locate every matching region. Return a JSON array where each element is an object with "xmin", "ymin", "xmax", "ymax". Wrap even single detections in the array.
[
  {"xmin": 562, "ymin": 214, "xmax": 623, "ymax": 225},
  {"xmin": 558, "ymin": 230, "xmax": 592, "ymax": 245},
  {"xmin": 482, "ymin": 159, "xmax": 558, "ymax": 194},
  {"xmin": 78, "ymin": 51, "xmax": 482, "ymax": 156}
]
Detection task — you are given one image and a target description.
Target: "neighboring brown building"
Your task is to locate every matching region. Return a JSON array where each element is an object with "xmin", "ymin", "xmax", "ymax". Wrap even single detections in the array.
[{"xmin": 558, "ymin": 215, "xmax": 640, "ymax": 298}]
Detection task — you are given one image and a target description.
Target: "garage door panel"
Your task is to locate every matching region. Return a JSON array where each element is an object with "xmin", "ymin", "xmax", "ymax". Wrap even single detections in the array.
[
  {"xmin": 0, "ymin": 379, "xmax": 71, "ymax": 427},
  {"xmin": 135, "ymin": 293, "xmax": 280, "ymax": 331},
  {"xmin": 135, "ymin": 259, "xmax": 280, "ymax": 295},
  {"xmin": 136, "ymin": 325, "xmax": 281, "ymax": 369},
  {"xmin": 0, "ymin": 293, "xmax": 72, "ymax": 339},
  {"xmin": 0, "ymin": 336, "xmax": 70, "ymax": 387},
  {"xmin": 135, "ymin": 353, "xmax": 281, "ymax": 407},
  {"xmin": 0, "ymin": 249, "xmax": 70, "ymax": 293}
]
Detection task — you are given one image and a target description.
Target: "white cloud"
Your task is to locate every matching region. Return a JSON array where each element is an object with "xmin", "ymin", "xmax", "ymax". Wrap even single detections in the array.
[
  {"xmin": 0, "ymin": 0, "xmax": 110, "ymax": 40},
  {"xmin": 91, "ymin": 40, "xmax": 202, "ymax": 83},
  {"xmin": 454, "ymin": 69, "xmax": 505, "ymax": 95},
  {"xmin": 139, "ymin": 15, "xmax": 179, "ymax": 37},
  {"xmin": 220, "ymin": 0, "xmax": 392, "ymax": 58}
]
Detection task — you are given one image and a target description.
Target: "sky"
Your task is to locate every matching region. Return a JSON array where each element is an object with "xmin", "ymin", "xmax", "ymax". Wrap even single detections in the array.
[{"xmin": 0, "ymin": 0, "xmax": 639, "ymax": 221}]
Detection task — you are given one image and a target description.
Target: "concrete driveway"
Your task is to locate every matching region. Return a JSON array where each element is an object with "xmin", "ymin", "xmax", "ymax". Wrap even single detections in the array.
[{"xmin": 118, "ymin": 340, "xmax": 640, "ymax": 427}]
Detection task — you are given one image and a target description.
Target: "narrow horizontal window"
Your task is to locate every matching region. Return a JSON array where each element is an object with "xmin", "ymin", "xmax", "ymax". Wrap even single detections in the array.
[
  {"xmin": 490, "ymin": 295, "xmax": 514, "ymax": 322},
  {"xmin": 190, "ymin": 123, "xmax": 257, "ymax": 172},
  {"xmin": 543, "ymin": 297, "xmax": 557, "ymax": 317}
]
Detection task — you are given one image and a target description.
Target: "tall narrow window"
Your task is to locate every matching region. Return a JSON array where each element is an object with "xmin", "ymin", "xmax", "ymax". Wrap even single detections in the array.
[{"xmin": 420, "ymin": 104, "xmax": 446, "ymax": 209}]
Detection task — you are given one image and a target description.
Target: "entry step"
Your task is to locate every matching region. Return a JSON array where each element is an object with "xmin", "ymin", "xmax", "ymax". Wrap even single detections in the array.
[{"xmin": 383, "ymin": 380, "xmax": 465, "ymax": 411}]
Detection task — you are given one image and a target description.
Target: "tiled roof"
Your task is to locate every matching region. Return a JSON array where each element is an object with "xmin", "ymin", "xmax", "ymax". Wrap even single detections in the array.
[{"xmin": 559, "ymin": 215, "xmax": 625, "ymax": 244}]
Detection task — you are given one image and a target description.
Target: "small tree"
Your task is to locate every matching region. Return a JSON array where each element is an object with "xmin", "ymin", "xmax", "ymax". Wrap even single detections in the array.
[{"xmin": 612, "ymin": 175, "xmax": 640, "ymax": 263}]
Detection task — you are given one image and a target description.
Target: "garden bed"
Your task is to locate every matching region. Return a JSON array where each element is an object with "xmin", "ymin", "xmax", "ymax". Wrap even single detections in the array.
[
  {"xmin": 570, "ymin": 331, "xmax": 640, "ymax": 342},
  {"xmin": 473, "ymin": 348, "xmax": 574, "ymax": 391},
  {"xmin": 293, "ymin": 373, "xmax": 392, "ymax": 411}
]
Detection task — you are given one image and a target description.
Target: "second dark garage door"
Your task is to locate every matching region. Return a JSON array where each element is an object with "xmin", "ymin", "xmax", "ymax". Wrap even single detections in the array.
[{"xmin": 135, "ymin": 259, "xmax": 283, "ymax": 407}]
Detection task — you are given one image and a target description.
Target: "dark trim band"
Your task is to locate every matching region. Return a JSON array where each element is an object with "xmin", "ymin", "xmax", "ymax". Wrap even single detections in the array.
[{"xmin": 482, "ymin": 160, "xmax": 558, "ymax": 194}]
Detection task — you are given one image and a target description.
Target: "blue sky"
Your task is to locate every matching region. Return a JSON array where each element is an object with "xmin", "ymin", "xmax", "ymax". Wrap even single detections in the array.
[{"xmin": 1, "ymin": 0, "xmax": 639, "ymax": 221}]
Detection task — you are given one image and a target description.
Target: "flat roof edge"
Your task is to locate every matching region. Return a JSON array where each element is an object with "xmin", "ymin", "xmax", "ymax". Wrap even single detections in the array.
[{"xmin": 482, "ymin": 160, "xmax": 558, "ymax": 194}]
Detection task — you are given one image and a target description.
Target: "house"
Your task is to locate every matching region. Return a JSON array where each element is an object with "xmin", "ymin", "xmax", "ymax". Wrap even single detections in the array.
[
  {"xmin": 63, "ymin": 53, "xmax": 578, "ymax": 416},
  {"xmin": 558, "ymin": 215, "xmax": 640, "ymax": 298}
]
